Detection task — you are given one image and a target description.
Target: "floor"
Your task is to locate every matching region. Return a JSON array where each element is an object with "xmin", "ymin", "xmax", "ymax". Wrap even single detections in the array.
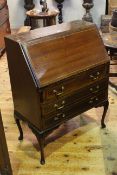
[{"xmin": 0, "ymin": 54, "xmax": 117, "ymax": 175}]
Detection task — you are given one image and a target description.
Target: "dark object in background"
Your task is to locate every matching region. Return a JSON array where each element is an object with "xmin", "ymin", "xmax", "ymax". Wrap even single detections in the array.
[
  {"xmin": 102, "ymin": 32, "xmax": 117, "ymax": 91},
  {"xmin": 54, "ymin": 0, "xmax": 64, "ymax": 23},
  {"xmin": 100, "ymin": 15, "xmax": 111, "ymax": 33},
  {"xmin": 105, "ymin": 0, "xmax": 108, "ymax": 14},
  {"xmin": 40, "ymin": 0, "xmax": 48, "ymax": 12},
  {"xmin": 0, "ymin": 111, "xmax": 13, "ymax": 175},
  {"xmin": 26, "ymin": 9, "xmax": 58, "ymax": 29},
  {"xmin": 0, "ymin": 0, "xmax": 10, "ymax": 57},
  {"xmin": 24, "ymin": 0, "xmax": 35, "ymax": 26},
  {"xmin": 100, "ymin": 0, "xmax": 111, "ymax": 33},
  {"xmin": 82, "ymin": 0, "xmax": 94, "ymax": 22},
  {"xmin": 111, "ymin": 10, "xmax": 117, "ymax": 27}
]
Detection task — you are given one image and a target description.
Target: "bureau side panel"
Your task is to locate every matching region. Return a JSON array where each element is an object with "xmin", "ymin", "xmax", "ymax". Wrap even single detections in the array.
[{"xmin": 5, "ymin": 38, "xmax": 42, "ymax": 130}]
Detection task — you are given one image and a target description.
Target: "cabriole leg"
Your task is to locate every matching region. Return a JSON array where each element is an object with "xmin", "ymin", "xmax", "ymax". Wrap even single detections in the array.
[
  {"xmin": 15, "ymin": 118, "xmax": 23, "ymax": 140},
  {"xmin": 29, "ymin": 125, "xmax": 45, "ymax": 165},
  {"xmin": 35, "ymin": 134, "xmax": 45, "ymax": 165},
  {"xmin": 101, "ymin": 100, "xmax": 109, "ymax": 128}
]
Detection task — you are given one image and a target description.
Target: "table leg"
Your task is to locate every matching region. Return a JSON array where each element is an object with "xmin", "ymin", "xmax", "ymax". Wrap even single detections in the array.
[
  {"xmin": 43, "ymin": 19, "xmax": 47, "ymax": 27},
  {"xmin": 15, "ymin": 118, "xmax": 23, "ymax": 141},
  {"xmin": 101, "ymin": 100, "xmax": 109, "ymax": 128},
  {"xmin": 109, "ymin": 81, "xmax": 117, "ymax": 91},
  {"xmin": 107, "ymin": 48, "xmax": 117, "ymax": 92}
]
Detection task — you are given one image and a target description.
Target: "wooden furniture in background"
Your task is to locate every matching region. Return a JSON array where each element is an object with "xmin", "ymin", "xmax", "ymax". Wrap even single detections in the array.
[
  {"xmin": 0, "ymin": 0, "xmax": 10, "ymax": 57},
  {"xmin": 5, "ymin": 20, "xmax": 109, "ymax": 165},
  {"xmin": 106, "ymin": 0, "xmax": 109, "ymax": 14},
  {"xmin": 108, "ymin": 0, "xmax": 117, "ymax": 15},
  {"xmin": 100, "ymin": 0, "xmax": 117, "ymax": 32},
  {"xmin": 82, "ymin": 0, "xmax": 94, "ymax": 22},
  {"xmin": 40, "ymin": 0, "xmax": 48, "ymax": 12},
  {"xmin": 101, "ymin": 10, "xmax": 117, "ymax": 91},
  {"xmin": 100, "ymin": 15, "xmax": 111, "ymax": 33},
  {"xmin": 0, "ymin": 111, "xmax": 12, "ymax": 175},
  {"xmin": 54, "ymin": 0, "xmax": 64, "ymax": 23},
  {"xmin": 111, "ymin": 9, "xmax": 117, "ymax": 27},
  {"xmin": 26, "ymin": 9, "xmax": 59, "ymax": 29},
  {"xmin": 102, "ymin": 32, "xmax": 117, "ymax": 91},
  {"xmin": 24, "ymin": 0, "xmax": 35, "ymax": 26},
  {"xmin": 100, "ymin": 0, "xmax": 112, "ymax": 33}
]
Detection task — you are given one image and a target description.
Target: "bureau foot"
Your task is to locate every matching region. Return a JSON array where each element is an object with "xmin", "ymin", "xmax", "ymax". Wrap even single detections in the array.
[
  {"xmin": 36, "ymin": 135, "xmax": 45, "ymax": 165},
  {"xmin": 15, "ymin": 118, "xmax": 23, "ymax": 140},
  {"xmin": 29, "ymin": 125, "xmax": 45, "ymax": 165},
  {"xmin": 101, "ymin": 101, "xmax": 109, "ymax": 129}
]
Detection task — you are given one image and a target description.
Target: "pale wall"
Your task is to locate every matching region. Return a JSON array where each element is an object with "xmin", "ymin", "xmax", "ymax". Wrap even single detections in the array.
[{"xmin": 7, "ymin": 0, "xmax": 106, "ymax": 29}]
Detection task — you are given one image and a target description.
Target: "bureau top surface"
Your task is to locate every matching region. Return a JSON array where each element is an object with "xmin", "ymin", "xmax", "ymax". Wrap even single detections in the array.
[
  {"xmin": 7, "ymin": 20, "xmax": 93, "ymax": 42},
  {"xmin": 6, "ymin": 20, "xmax": 109, "ymax": 87}
]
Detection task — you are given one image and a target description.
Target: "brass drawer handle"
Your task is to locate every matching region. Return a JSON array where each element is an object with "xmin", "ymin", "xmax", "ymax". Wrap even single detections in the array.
[
  {"xmin": 89, "ymin": 75, "xmax": 98, "ymax": 80},
  {"xmin": 89, "ymin": 72, "xmax": 100, "ymax": 80},
  {"xmin": 95, "ymin": 98, "xmax": 99, "ymax": 101},
  {"xmin": 54, "ymin": 113, "xmax": 65, "ymax": 121},
  {"xmin": 89, "ymin": 100, "xmax": 93, "ymax": 104},
  {"xmin": 90, "ymin": 88, "xmax": 93, "ymax": 91},
  {"xmin": 55, "ymin": 105, "xmax": 65, "ymax": 110},
  {"xmin": 54, "ymin": 116, "xmax": 59, "ymax": 121},
  {"xmin": 89, "ymin": 97, "xmax": 95, "ymax": 103},
  {"xmin": 54, "ymin": 101, "xmax": 65, "ymax": 110},
  {"xmin": 96, "ymin": 72, "xmax": 100, "ymax": 76},
  {"xmin": 90, "ymin": 85, "xmax": 100, "ymax": 92},
  {"xmin": 89, "ymin": 97, "xmax": 99, "ymax": 104},
  {"xmin": 53, "ymin": 86, "xmax": 64, "ymax": 96},
  {"xmin": 57, "ymin": 113, "xmax": 65, "ymax": 118}
]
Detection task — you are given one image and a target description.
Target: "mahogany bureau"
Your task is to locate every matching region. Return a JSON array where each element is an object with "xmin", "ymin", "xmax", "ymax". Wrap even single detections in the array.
[{"xmin": 5, "ymin": 20, "xmax": 110, "ymax": 165}]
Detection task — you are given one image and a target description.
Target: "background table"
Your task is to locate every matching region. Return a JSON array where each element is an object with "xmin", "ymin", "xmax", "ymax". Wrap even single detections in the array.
[
  {"xmin": 102, "ymin": 33, "xmax": 117, "ymax": 91},
  {"xmin": 26, "ymin": 9, "xmax": 59, "ymax": 29}
]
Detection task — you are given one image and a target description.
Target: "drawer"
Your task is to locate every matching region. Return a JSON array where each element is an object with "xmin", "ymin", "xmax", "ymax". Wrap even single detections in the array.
[
  {"xmin": 44, "ymin": 90, "xmax": 108, "ymax": 129},
  {"xmin": 41, "ymin": 79, "xmax": 108, "ymax": 115},
  {"xmin": 41, "ymin": 63, "xmax": 109, "ymax": 102}
]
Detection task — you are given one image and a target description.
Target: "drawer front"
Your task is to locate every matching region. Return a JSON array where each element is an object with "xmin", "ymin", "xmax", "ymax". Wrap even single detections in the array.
[
  {"xmin": 41, "ymin": 79, "xmax": 108, "ymax": 115},
  {"xmin": 42, "ymin": 63, "xmax": 109, "ymax": 102},
  {"xmin": 44, "ymin": 90, "xmax": 108, "ymax": 129}
]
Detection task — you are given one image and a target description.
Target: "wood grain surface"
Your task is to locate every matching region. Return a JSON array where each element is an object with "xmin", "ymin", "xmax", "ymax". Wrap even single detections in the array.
[
  {"xmin": 5, "ymin": 20, "xmax": 109, "ymax": 87},
  {"xmin": 27, "ymin": 28, "xmax": 108, "ymax": 87}
]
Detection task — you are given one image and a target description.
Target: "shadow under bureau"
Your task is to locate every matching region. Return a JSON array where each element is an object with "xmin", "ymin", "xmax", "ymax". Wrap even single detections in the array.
[{"xmin": 5, "ymin": 20, "xmax": 110, "ymax": 165}]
